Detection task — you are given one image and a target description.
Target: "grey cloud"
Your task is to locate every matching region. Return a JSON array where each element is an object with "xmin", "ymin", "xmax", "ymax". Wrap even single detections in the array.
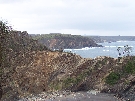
[
  {"xmin": 47, "ymin": 20, "xmax": 135, "ymax": 31},
  {"xmin": 1, "ymin": 0, "xmax": 135, "ymax": 36}
]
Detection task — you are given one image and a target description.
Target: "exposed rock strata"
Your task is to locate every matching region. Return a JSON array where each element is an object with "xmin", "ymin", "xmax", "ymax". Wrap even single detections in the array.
[
  {"xmin": 2, "ymin": 50, "xmax": 135, "ymax": 100},
  {"xmin": 31, "ymin": 34, "xmax": 102, "ymax": 49}
]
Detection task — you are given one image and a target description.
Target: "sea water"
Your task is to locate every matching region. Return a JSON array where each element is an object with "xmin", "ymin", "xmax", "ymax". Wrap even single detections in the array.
[{"xmin": 64, "ymin": 41, "xmax": 135, "ymax": 58}]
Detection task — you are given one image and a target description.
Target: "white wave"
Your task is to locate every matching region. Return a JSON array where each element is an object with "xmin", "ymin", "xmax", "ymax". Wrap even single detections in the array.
[
  {"xmin": 64, "ymin": 49, "xmax": 70, "ymax": 50},
  {"xmin": 105, "ymin": 46, "xmax": 109, "ymax": 47},
  {"xmin": 81, "ymin": 47, "xmax": 96, "ymax": 50},
  {"xmin": 74, "ymin": 49, "xmax": 82, "ymax": 50},
  {"xmin": 117, "ymin": 41, "xmax": 127, "ymax": 42},
  {"xmin": 82, "ymin": 47, "xmax": 89, "ymax": 50},
  {"xmin": 105, "ymin": 46, "xmax": 116, "ymax": 47},
  {"xmin": 117, "ymin": 46, "xmax": 124, "ymax": 47},
  {"xmin": 117, "ymin": 41, "xmax": 121, "ymax": 42},
  {"xmin": 117, "ymin": 45, "xmax": 133, "ymax": 48},
  {"xmin": 103, "ymin": 50, "xmax": 110, "ymax": 51},
  {"xmin": 110, "ymin": 46, "xmax": 117, "ymax": 47}
]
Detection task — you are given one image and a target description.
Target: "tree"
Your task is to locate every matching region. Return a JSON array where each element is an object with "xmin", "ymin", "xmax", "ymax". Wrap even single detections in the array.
[
  {"xmin": 117, "ymin": 47, "xmax": 122, "ymax": 56},
  {"xmin": 123, "ymin": 45, "xmax": 132, "ymax": 56},
  {"xmin": 117, "ymin": 45, "xmax": 132, "ymax": 57}
]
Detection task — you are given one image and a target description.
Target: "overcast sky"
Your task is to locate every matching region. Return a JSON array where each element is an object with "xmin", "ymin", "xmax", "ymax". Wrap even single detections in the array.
[{"xmin": 0, "ymin": 0, "xmax": 135, "ymax": 36}]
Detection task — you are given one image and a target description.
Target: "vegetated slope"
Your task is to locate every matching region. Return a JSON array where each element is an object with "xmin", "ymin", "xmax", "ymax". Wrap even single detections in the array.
[
  {"xmin": 48, "ymin": 56, "xmax": 135, "ymax": 100},
  {"xmin": 31, "ymin": 34, "xmax": 102, "ymax": 49},
  {"xmin": 7, "ymin": 52, "xmax": 135, "ymax": 101},
  {"xmin": 1, "ymin": 21, "xmax": 135, "ymax": 101},
  {"xmin": 0, "ymin": 21, "xmax": 50, "ymax": 100}
]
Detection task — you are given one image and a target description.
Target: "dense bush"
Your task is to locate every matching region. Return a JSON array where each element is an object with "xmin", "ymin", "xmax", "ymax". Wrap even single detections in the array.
[
  {"xmin": 123, "ymin": 61, "xmax": 135, "ymax": 74},
  {"xmin": 63, "ymin": 70, "xmax": 89, "ymax": 89},
  {"xmin": 105, "ymin": 57, "xmax": 135, "ymax": 85},
  {"xmin": 105, "ymin": 72, "xmax": 120, "ymax": 85}
]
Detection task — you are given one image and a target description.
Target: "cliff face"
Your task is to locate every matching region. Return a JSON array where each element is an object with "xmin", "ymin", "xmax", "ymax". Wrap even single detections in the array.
[
  {"xmin": 2, "ymin": 49, "xmax": 134, "ymax": 100},
  {"xmin": 32, "ymin": 34, "xmax": 102, "ymax": 49}
]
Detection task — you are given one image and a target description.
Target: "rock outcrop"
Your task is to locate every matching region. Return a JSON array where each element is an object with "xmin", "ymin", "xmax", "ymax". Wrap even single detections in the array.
[
  {"xmin": 4, "ymin": 50, "xmax": 134, "ymax": 100},
  {"xmin": 31, "ymin": 34, "xmax": 102, "ymax": 49}
]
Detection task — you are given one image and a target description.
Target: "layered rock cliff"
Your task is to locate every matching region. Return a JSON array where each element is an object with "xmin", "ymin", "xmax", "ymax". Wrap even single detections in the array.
[
  {"xmin": 31, "ymin": 34, "xmax": 102, "ymax": 49},
  {"xmin": 3, "ymin": 50, "xmax": 135, "ymax": 100}
]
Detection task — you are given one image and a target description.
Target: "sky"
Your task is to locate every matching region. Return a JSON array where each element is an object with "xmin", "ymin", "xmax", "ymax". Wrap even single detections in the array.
[{"xmin": 0, "ymin": 0, "xmax": 135, "ymax": 36}]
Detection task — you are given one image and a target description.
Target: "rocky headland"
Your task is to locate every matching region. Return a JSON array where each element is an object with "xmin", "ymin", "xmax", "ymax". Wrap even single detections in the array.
[{"xmin": 31, "ymin": 34, "xmax": 102, "ymax": 49}]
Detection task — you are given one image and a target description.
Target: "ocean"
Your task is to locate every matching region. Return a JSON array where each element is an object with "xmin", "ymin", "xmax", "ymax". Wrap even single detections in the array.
[{"xmin": 64, "ymin": 41, "xmax": 135, "ymax": 58}]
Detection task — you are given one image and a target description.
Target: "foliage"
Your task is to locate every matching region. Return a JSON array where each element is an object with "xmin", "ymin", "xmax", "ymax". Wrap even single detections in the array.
[
  {"xmin": 63, "ymin": 77, "xmax": 76, "ymax": 88},
  {"xmin": 63, "ymin": 70, "xmax": 88, "ymax": 88},
  {"xmin": 124, "ymin": 45, "xmax": 132, "ymax": 56},
  {"xmin": 117, "ymin": 45, "xmax": 132, "ymax": 57},
  {"xmin": 123, "ymin": 61, "xmax": 135, "ymax": 74},
  {"xmin": 49, "ymin": 81, "xmax": 63, "ymax": 90},
  {"xmin": 49, "ymin": 68, "xmax": 91, "ymax": 91},
  {"xmin": 105, "ymin": 56, "xmax": 135, "ymax": 85},
  {"xmin": 32, "ymin": 34, "xmax": 83, "ymax": 40},
  {"xmin": 105, "ymin": 72, "xmax": 120, "ymax": 85}
]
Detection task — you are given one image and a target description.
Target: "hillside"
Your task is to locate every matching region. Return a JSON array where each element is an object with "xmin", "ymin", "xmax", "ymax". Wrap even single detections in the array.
[
  {"xmin": 0, "ymin": 21, "xmax": 135, "ymax": 101},
  {"xmin": 2, "ymin": 50, "xmax": 135, "ymax": 100},
  {"xmin": 0, "ymin": 21, "xmax": 50, "ymax": 100},
  {"xmin": 31, "ymin": 34, "xmax": 102, "ymax": 49}
]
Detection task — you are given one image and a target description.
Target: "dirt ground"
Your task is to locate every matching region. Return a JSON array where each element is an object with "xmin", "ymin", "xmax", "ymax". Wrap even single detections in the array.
[{"xmin": 44, "ymin": 92, "xmax": 120, "ymax": 101}]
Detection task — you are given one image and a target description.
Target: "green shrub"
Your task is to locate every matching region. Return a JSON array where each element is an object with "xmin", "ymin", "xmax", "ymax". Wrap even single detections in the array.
[
  {"xmin": 123, "ymin": 61, "xmax": 135, "ymax": 74},
  {"xmin": 105, "ymin": 72, "xmax": 120, "ymax": 85},
  {"xmin": 63, "ymin": 77, "xmax": 76, "ymax": 88},
  {"xmin": 63, "ymin": 70, "xmax": 89, "ymax": 88}
]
